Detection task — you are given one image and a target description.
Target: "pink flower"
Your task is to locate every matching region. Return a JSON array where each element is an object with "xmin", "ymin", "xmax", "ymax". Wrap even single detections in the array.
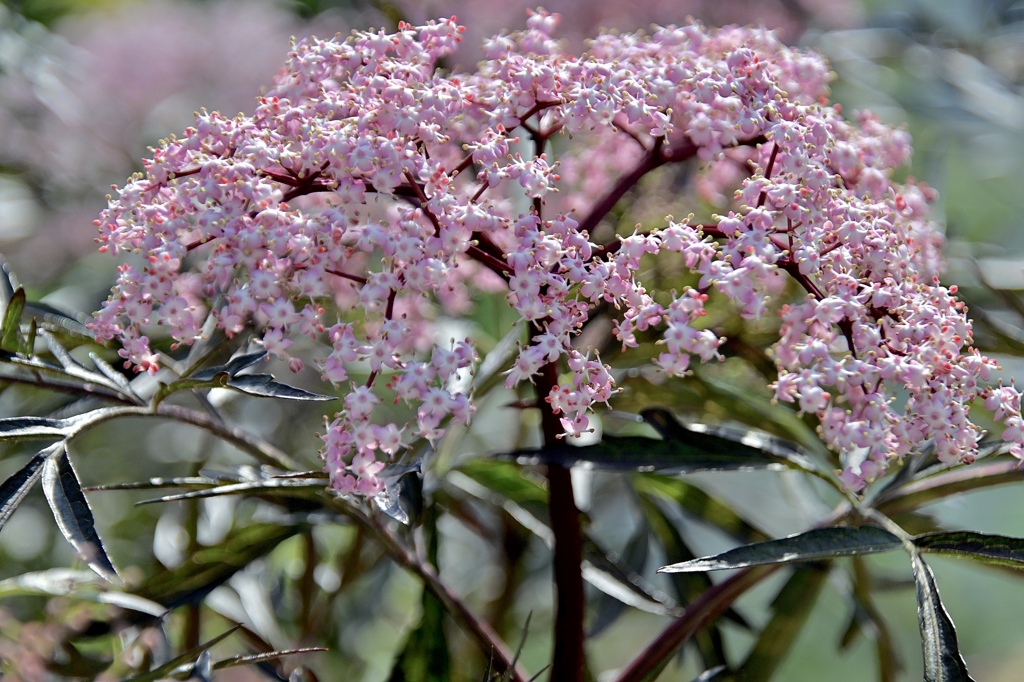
[{"xmin": 92, "ymin": 13, "xmax": 1019, "ymax": 494}]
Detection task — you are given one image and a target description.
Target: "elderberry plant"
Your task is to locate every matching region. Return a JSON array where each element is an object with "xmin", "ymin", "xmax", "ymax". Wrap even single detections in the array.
[{"xmin": 0, "ymin": 9, "xmax": 1022, "ymax": 681}]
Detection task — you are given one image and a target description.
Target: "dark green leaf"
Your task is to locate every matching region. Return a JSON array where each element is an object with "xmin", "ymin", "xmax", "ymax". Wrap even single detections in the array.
[
  {"xmin": 389, "ymin": 505, "xmax": 450, "ymax": 682},
  {"xmin": 914, "ymin": 531, "xmax": 1024, "ymax": 568},
  {"xmin": 0, "ymin": 445, "xmax": 50, "ymax": 531},
  {"xmin": 191, "ymin": 651, "xmax": 213, "ymax": 682},
  {"xmin": 122, "ymin": 627, "xmax": 240, "ymax": 682},
  {"xmin": 134, "ymin": 477, "xmax": 325, "ymax": 505},
  {"xmin": 372, "ymin": 460, "xmax": 423, "ymax": 525},
  {"xmin": 910, "ymin": 551, "xmax": 975, "ymax": 682},
  {"xmin": 877, "ymin": 458, "xmax": 1024, "ymax": 517},
  {"xmin": 41, "ymin": 446, "xmax": 119, "ymax": 583},
  {"xmin": 0, "ymin": 567, "xmax": 163, "ymax": 615},
  {"xmin": 689, "ymin": 667, "xmax": 728, "ymax": 682},
  {"xmin": 587, "ymin": 524, "xmax": 654, "ymax": 637},
  {"xmin": 0, "ymin": 416, "xmax": 67, "ymax": 440},
  {"xmin": 89, "ymin": 351, "xmax": 140, "ymax": 399},
  {"xmin": 733, "ymin": 565, "xmax": 829, "ymax": 680},
  {"xmin": 634, "ymin": 475, "xmax": 770, "ymax": 546},
  {"xmin": 0, "ymin": 286, "xmax": 25, "ymax": 352},
  {"xmin": 213, "ymin": 649, "xmax": 327, "ymax": 670},
  {"xmin": 658, "ymin": 527, "xmax": 902, "ymax": 573},
  {"xmin": 637, "ymin": 493, "xmax": 734, "ymax": 672},
  {"xmin": 136, "ymin": 524, "xmax": 298, "ymax": 607},
  {"xmin": 226, "ymin": 374, "xmax": 334, "ymax": 401},
  {"xmin": 503, "ymin": 435, "xmax": 787, "ymax": 474},
  {"xmin": 502, "ymin": 408, "xmax": 825, "ymax": 477},
  {"xmin": 191, "ymin": 350, "xmax": 268, "ymax": 380},
  {"xmin": 24, "ymin": 300, "xmax": 92, "ymax": 337}
]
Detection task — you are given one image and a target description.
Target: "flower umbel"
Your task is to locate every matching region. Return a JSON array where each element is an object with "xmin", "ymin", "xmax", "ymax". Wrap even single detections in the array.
[{"xmin": 92, "ymin": 13, "xmax": 1023, "ymax": 493}]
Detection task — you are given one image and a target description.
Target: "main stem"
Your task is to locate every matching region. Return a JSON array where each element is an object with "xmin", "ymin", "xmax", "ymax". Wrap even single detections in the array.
[{"xmin": 538, "ymin": 359, "xmax": 585, "ymax": 681}]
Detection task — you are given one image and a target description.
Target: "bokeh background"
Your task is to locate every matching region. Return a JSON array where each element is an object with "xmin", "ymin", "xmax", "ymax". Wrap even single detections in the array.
[{"xmin": 1, "ymin": 0, "xmax": 1024, "ymax": 679}]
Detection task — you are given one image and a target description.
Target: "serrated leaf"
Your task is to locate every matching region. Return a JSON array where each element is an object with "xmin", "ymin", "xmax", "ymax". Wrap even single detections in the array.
[
  {"xmin": 0, "ymin": 354, "xmax": 137, "ymax": 403},
  {"xmin": 0, "ymin": 286, "xmax": 25, "ymax": 352},
  {"xmin": 41, "ymin": 446, "xmax": 119, "ymax": 583},
  {"xmin": 658, "ymin": 526, "xmax": 902, "ymax": 573},
  {"xmin": 913, "ymin": 531, "xmax": 1024, "ymax": 568},
  {"xmin": 89, "ymin": 351, "xmax": 139, "ymax": 398},
  {"xmin": 190, "ymin": 350, "xmax": 268, "ymax": 380},
  {"xmin": 41, "ymin": 328, "xmax": 86, "ymax": 372},
  {"xmin": 226, "ymin": 374, "xmax": 334, "ymax": 401},
  {"xmin": 0, "ymin": 445, "xmax": 50, "ymax": 531},
  {"xmin": 910, "ymin": 551, "xmax": 975, "ymax": 682}
]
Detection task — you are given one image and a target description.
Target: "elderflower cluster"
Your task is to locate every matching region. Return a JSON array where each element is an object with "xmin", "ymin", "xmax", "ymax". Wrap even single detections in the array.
[{"xmin": 91, "ymin": 11, "xmax": 1024, "ymax": 493}]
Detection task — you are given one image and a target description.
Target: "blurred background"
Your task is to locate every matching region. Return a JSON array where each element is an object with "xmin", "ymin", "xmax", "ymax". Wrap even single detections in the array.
[{"xmin": 1, "ymin": 0, "xmax": 1024, "ymax": 680}]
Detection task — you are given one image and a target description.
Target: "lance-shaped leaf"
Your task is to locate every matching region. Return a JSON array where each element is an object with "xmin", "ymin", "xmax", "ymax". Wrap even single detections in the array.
[
  {"xmin": 37, "ymin": 329, "xmax": 142, "ymax": 403},
  {"xmin": 0, "ymin": 416, "xmax": 68, "ymax": 440},
  {"xmin": 0, "ymin": 286, "xmax": 25, "ymax": 353},
  {"xmin": 225, "ymin": 373, "xmax": 334, "ymax": 401},
  {"xmin": 658, "ymin": 526, "xmax": 902, "ymax": 573},
  {"xmin": 0, "ymin": 568, "xmax": 164, "ymax": 616},
  {"xmin": 123, "ymin": 627, "xmax": 240, "ymax": 682},
  {"xmin": 733, "ymin": 565, "xmax": 829, "ymax": 680},
  {"xmin": 136, "ymin": 523, "xmax": 298, "ymax": 608},
  {"xmin": 373, "ymin": 460, "xmax": 423, "ymax": 525},
  {"xmin": 42, "ymin": 445, "xmax": 119, "ymax": 583},
  {"xmin": 913, "ymin": 531, "xmax": 1024, "ymax": 568},
  {"xmin": 634, "ymin": 475, "xmax": 770, "ymax": 546},
  {"xmin": 452, "ymin": 460, "xmax": 677, "ymax": 615},
  {"xmin": 389, "ymin": 505, "xmax": 450, "ymax": 682},
  {"xmin": 0, "ymin": 445, "xmax": 51, "ymax": 531},
  {"xmin": 190, "ymin": 350, "xmax": 269, "ymax": 380},
  {"xmin": 638, "ymin": 494, "xmax": 731, "ymax": 671},
  {"xmin": 503, "ymin": 435, "xmax": 787, "ymax": 474},
  {"xmin": 0, "ymin": 353, "xmax": 137, "ymax": 403},
  {"xmin": 501, "ymin": 408, "xmax": 827, "ymax": 477},
  {"xmin": 910, "ymin": 551, "xmax": 975, "ymax": 682}
]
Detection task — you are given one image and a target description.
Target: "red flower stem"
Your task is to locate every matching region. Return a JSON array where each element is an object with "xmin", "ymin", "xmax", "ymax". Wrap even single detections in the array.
[
  {"xmin": 536, "ymin": 358, "xmax": 585, "ymax": 682},
  {"xmin": 756, "ymin": 141, "xmax": 780, "ymax": 208},
  {"xmin": 325, "ymin": 268, "xmax": 368, "ymax": 285},
  {"xmin": 467, "ymin": 245, "xmax": 511, "ymax": 281},
  {"xmin": 576, "ymin": 137, "xmax": 670, "ymax": 238}
]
